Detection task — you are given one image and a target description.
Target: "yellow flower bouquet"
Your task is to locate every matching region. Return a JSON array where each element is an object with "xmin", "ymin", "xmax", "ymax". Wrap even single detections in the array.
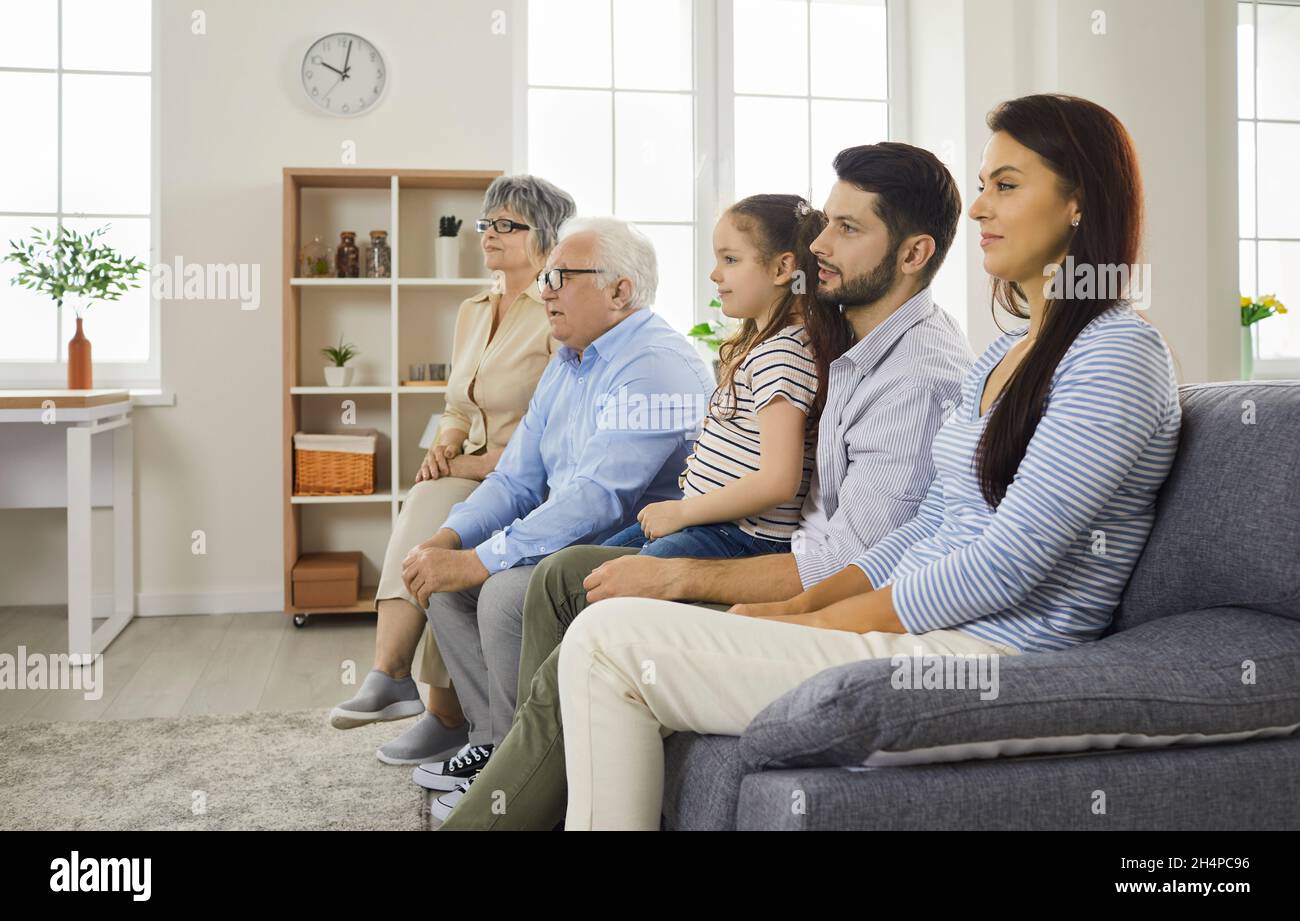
[{"xmin": 1241, "ymin": 293, "xmax": 1288, "ymax": 327}]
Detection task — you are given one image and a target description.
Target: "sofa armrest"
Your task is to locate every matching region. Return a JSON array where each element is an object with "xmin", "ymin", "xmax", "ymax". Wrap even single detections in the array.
[{"xmin": 738, "ymin": 608, "xmax": 1300, "ymax": 771}]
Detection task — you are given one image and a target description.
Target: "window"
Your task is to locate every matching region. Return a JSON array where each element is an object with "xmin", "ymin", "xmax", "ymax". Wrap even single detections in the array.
[
  {"xmin": 522, "ymin": 0, "xmax": 892, "ymax": 337},
  {"xmin": 525, "ymin": 0, "xmax": 697, "ymax": 334},
  {"xmin": 1238, "ymin": 0, "xmax": 1300, "ymax": 368},
  {"xmin": 729, "ymin": 0, "xmax": 889, "ymax": 207},
  {"xmin": 0, "ymin": 0, "xmax": 158, "ymax": 387}
]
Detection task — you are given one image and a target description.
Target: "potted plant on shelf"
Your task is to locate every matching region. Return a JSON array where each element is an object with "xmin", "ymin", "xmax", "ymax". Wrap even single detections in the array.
[
  {"xmin": 1240, "ymin": 292, "xmax": 1288, "ymax": 380},
  {"xmin": 4, "ymin": 224, "xmax": 148, "ymax": 389},
  {"xmin": 322, "ymin": 336, "xmax": 360, "ymax": 387},
  {"xmin": 687, "ymin": 298, "xmax": 732, "ymax": 379},
  {"xmin": 436, "ymin": 215, "xmax": 463, "ymax": 279}
]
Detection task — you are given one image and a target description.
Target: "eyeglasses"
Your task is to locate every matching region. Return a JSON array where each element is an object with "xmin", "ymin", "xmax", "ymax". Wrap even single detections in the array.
[
  {"xmin": 537, "ymin": 268, "xmax": 604, "ymax": 291},
  {"xmin": 476, "ymin": 218, "xmax": 531, "ymax": 234}
]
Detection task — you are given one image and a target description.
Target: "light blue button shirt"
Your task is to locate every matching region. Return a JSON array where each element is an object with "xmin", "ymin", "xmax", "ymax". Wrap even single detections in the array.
[
  {"xmin": 791, "ymin": 287, "xmax": 974, "ymax": 588},
  {"xmin": 441, "ymin": 307, "xmax": 714, "ymax": 573}
]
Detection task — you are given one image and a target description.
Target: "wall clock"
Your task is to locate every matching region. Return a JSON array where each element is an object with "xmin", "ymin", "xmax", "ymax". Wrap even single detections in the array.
[{"xmin": 301, "ymin": 32, "xmax": 386, "ymax": 116}]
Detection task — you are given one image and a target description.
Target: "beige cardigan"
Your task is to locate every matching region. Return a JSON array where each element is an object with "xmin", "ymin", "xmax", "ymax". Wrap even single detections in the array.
[{"xmin": 435, "ymin": 282, "xmax": 557, "ymax": 455}]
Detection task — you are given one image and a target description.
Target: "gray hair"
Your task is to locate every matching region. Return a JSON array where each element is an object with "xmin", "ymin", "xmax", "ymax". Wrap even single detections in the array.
[
  {"xmin": 481, "ymin": 174, "xmax": 577, "ymax": 266},
  {"xmin": 556, "ymin": 216, "xmax": 658, "ymax": 311}
]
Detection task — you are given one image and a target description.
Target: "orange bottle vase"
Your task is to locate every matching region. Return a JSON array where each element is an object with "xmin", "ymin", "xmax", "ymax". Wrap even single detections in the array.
[{"xmin": 68, "ymin": 317, "xmax": 93, "ymax": 389}]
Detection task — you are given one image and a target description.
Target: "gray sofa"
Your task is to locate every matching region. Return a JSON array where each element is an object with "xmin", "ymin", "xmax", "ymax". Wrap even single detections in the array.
[{"xmin": 661, "ymin": 381, "xmax": 1300, "ymax": 830}]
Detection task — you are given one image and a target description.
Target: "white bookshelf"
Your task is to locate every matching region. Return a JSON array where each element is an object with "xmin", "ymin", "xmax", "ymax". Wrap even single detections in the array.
[
  {"xmin": 290, "ymin": 494, "xmax": 395, "ymax": 505},
  {"xmin": 282, "ymin": 167, "xmax": 503, "ymax": 618}
]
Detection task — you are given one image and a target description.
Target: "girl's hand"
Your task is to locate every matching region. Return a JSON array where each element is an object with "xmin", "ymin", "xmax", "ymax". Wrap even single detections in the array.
[{"xmin": 637, "ymin": 500, "xmax": 689, "ymax": 541}]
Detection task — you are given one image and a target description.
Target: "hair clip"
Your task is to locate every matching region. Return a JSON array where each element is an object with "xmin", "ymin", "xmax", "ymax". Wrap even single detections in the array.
[{"xmin": 795, "ymin": 200, "xmax": 812, "ymax": 218}]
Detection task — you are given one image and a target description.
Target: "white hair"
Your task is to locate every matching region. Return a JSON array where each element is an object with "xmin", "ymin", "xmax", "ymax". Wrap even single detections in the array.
[{"xmin": 556, "ymin": 216, "xmax": 658, "ymax": 311}]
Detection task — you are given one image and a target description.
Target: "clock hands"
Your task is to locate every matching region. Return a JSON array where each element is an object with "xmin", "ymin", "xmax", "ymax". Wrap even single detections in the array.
[
  {"xmin": 318, "ymin": 40, "xmax": 354, "ymax": 82},
  {"xmin": 306, "ymin": 37, "xmax": 377, "ymax": 111},
  {"xmin": 319, "ymin": 59, "xmax": 348, "ymax": 102}
]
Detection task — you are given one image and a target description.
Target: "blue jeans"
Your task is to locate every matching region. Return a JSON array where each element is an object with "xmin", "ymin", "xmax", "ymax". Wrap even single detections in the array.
[{"xmin": 602, "ymin": 520, "xmax": 790, "ymax": 560}]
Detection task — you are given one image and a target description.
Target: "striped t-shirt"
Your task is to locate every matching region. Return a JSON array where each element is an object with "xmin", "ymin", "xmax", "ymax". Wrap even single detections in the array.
[
  {"xmin": 852, "ymin": 304, "xmax": 1182, "ymax": 653},
  {"xmin": 679, "ymin": 325, "xmax": 819, "ymax": 541}
]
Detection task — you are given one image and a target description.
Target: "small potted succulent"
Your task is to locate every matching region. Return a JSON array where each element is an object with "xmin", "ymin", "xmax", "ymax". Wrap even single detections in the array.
[
  {"xmin": 436, "ymin": 215, "xmax": 463, "ymax": 279},
  {"xmin": 322, "ymin": 336, "xmax": 360, "ymax": 387}
]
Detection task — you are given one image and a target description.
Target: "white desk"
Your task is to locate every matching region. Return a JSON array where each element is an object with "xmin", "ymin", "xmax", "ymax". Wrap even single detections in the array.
[{"xmin": 0, "ymin": 390, "xmax": 135, "ymax": 656}]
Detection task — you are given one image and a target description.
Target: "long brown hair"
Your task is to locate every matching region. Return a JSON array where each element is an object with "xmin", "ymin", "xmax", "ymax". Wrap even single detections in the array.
[
  {"xmin": 976, "ymin": 94, "xmax": 1144, "ymax": 508},
  {"xmin": 715, "ymin": 194, "xmax": 851, "ymax": 429}
]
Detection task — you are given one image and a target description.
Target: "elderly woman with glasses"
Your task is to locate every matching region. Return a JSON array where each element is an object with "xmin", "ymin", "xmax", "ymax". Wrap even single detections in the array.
[{"xmin": 328, "ymin": 174, "xmax": 576, "ymax": 766}]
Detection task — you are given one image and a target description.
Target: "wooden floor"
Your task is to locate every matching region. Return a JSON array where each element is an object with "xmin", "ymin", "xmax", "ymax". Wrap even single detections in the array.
[{"xmin": 0, "ymin": 605, "xmax": 386, "ymax": 725}]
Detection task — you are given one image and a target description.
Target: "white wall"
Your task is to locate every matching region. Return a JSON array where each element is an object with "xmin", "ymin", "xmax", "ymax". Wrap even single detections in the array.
[
  {"xmin": 916, "ymin": 0, "xmax": 1240, "ymax": 377},
  {"xmin": 0, "ymin": 0, "xmax": 517, "ymax": 609}
]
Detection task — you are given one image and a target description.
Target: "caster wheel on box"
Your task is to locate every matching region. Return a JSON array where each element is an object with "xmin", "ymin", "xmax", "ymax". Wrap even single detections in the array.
[{"xmin": 293, "ymin": 614, "xmax": 309, "ymax": 628}]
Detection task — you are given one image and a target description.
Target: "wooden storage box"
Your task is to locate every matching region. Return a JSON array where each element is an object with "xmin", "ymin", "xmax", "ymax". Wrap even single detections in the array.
[
  {"xmin": 293, "ymin": 430, "xmax": 377, "ymax": 495},
  {"xmin": 292, "ymin": 551, "xmax": 363, "ymax": 607}
]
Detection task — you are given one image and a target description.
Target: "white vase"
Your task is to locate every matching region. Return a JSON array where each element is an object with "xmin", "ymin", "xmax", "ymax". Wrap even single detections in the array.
[
  {"xmin": 435, "ymin": 237, "xmax": 460, "ymax": 279},
  {"xmin": 324, "ymin": 366, "xmax": 354, "ymax": 387}
]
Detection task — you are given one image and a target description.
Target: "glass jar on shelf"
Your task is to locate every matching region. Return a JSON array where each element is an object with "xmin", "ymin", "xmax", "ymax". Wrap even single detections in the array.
[
  {"xmin": 299, "ymin": 235, "xmax": 333, "ymax": 277},
  {"xmin": 336, "ymin": 231, "xmax": 361, "ymax": 278},
  {"xmin": 366, "ymin": 230, "xmax": 391, "ymax": 278}
]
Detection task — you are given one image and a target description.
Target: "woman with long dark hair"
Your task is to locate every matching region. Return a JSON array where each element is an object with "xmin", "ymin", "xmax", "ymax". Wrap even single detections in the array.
[{"xmin": 554, "ymin": 94, "xmax": 1183, "ymax": 829}]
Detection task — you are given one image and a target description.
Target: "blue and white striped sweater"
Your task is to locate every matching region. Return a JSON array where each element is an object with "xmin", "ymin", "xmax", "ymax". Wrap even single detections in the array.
[{"xmin": 852, "ymin": 304, "xmax": 1182, "ymax": 653}]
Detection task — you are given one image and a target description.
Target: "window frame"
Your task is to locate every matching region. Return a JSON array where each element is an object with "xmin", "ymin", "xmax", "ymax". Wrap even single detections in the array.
[
  {"xmin": 1239, "ymin": 0, "xmax": 1300, "ymax": 378},
  {"xmin": 517, "ymin": 0, "xmax": 700, "ymax": 337},
  {"xmin": 0, "ymin": 0, "xmax": 161, "ymax": 389},
  {"xmin": 514, "ymin": 0, "xmax": 902, "ymax": 339}
]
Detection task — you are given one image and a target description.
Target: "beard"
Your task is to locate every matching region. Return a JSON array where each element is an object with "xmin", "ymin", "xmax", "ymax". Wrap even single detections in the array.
[{"xmin": 814, "ymin": 250, "xmax": 898, "ymax": 311}]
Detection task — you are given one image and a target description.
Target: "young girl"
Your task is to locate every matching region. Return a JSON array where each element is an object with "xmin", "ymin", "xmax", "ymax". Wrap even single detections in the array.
[
  {"xmin": 560, "ymin": 95, "xmax": 1184, "ymax": 829},
  {"xmin": 602, "ymin": 194, "xmax": 846, "ymax": 561}
]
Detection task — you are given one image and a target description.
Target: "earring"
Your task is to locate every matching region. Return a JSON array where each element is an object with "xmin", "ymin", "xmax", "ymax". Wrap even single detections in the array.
[{"xmin": 1071, "ymin": 217, "xmax": 1081, "ymax": 228}]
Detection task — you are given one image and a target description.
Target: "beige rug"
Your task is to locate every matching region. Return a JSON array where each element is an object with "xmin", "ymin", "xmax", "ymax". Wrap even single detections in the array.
[{"xmin": 0, "ymin": 709, "xmax": 432, "ymax": 830}]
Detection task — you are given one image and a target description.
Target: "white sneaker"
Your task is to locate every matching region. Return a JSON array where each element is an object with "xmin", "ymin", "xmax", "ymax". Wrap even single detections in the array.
[
  {"xmin": 430, "ymin": 772, "xmax": 478, "ymax": 823},
  {"xmin": 412, "ymin": 743, "xmax": 493, "ymax": 791}
]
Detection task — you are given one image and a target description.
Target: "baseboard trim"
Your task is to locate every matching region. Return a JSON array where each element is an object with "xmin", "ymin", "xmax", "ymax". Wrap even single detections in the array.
[{"xmin": 93, "ymin": 590, "xmax": 287, "ymax": 617}]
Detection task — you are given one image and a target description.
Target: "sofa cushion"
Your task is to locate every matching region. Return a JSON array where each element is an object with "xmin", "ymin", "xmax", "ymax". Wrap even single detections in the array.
[
  {"xmin": 738, "ymin": 607, "xmax": 1300, "ymax": 771},
  {"xmin": 734, "ymin": 733, "xmax": 1300, "ymax": 830},
  {"xmin": 661, "ymin": 733, "xmax": 747, "ymax": 831},
  {"xmin": 1111, "ymin": 381, "xmax": 1300, "ymax": 633}
]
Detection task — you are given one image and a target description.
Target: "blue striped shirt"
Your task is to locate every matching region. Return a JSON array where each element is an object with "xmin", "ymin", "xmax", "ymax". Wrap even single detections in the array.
[
  {"xmin": 792, "ymin": 287, "xmax": 975, "ymax": 587},
  {"xmin": 852, "ymin": 304, "xmax": 1182, "ymax": 653}
]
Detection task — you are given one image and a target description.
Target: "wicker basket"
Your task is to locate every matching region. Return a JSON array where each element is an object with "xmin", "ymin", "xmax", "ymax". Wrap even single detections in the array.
[{"xmin": 293, "ymin": 430, "xmax": 377, "ymax": 496}]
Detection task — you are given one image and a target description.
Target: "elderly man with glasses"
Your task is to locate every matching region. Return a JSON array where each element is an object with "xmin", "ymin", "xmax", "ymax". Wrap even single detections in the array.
[{"xmin": 398, "ymin": 216, "xmax": 714, "ymax": 816}]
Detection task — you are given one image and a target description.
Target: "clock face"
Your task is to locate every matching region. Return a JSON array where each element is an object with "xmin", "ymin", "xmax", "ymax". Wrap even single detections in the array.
[{"xmin": 301, "ymin": 33, "xmax": 386, "ymax": 116}]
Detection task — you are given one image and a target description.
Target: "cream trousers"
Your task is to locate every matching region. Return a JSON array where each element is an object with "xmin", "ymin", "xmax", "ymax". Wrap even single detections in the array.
[
  {"xmin": 375, "ymin": 476, "xmax": 479, "ymax": 688},
  {"xmin": 558, "ymin": 597, "xmax": 1020, "ymax": 830}
]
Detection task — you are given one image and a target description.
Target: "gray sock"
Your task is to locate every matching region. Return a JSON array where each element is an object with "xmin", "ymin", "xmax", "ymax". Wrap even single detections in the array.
[
  {"xmin": 336, "ymin": 668, "xmax": 421, "ymax": 713},
  {"xmin": 377, "ymin": 712, "xmax": 470, "ymax": 765},
  {"xmin": 329, "ymin": 669, "xmax": 428, "ymax": 730}
]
